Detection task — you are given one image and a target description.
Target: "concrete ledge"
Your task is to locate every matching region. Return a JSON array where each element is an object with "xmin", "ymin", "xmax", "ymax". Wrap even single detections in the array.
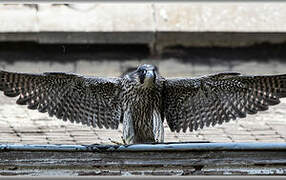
[
  {"xmin": 0, "ymin": 32, "xmax": 154, "ymax": 44},
  {"xmin": 0, "ymin": 5, "xmax": 37, "ymax": 32},
  {"xmin": 155, "ymin": 32, "xmax": 286, "ymax": 51},
  {"xmin": 154, "ymin": 3, "xmax": 286, "ymax": 32},
  {"xmin": 38, "ymin": 4, "xmax": 155, "ymax": 32},
  {"xmin": 2, "ymin": 32, "xmax": 286, "ymax": 54},
  {"xmin": 1, "ymin": 3, "xmax": 286, "ymax": 48},
  {"xmin": 2, "ymin": 3, "xmax": 286, "ymax": 33}
]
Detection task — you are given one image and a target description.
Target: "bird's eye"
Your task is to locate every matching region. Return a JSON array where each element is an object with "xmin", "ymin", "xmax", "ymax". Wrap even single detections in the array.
[{"xmin": 139, "ymin": 69, "xmax": 147, "ymax": 74}]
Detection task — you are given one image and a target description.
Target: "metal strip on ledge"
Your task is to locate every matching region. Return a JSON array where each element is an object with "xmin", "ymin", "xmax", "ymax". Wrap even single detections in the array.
[
  {"xmin": 1, "ymin": 142, "xmax": 286, "ymax": 175},
  {"xmin": 1, "ymin": 142, "xmax": 286, "ymax": 152}
]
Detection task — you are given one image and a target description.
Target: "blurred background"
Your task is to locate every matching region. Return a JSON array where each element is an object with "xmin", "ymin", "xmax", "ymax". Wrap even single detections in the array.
[{"xmin": 0, "ymin": 3, "xmax": 286, "ymax": 145}]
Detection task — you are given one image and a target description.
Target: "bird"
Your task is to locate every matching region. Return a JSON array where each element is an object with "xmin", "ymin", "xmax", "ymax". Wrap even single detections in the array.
[{"xmin": 0, "ymin": 64, "xmax": 286, "ymax": 144}]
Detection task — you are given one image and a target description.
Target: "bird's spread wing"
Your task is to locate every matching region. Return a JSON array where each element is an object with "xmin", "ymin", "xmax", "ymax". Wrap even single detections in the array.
[
  {"xmin": 0, "ymin": 70, "xmax": 122, "ymax": 129},
  {"xmin": 163, "ymin": 72, "xmax": 286, "ymax": 133}
]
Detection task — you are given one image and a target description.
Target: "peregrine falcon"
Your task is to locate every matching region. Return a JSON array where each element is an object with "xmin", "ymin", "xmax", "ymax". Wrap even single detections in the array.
[{"xmin": 0, "ymin": 64, "xmax": 286, "ymax": 144}]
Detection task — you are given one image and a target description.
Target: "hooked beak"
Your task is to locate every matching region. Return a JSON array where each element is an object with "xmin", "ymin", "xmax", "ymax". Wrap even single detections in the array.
[
  {"xmin": 143, "ymin": 70, "xmax": 155, "ymax": 87},
  {"xmin": 145, "ymin": 70, "xmax": 154, "ymax": 79}
]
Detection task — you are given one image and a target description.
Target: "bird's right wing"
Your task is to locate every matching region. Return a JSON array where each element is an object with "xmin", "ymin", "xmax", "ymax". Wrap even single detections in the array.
[
  {"xmin": 0, "ymin": 70, "xmax": 122, "ymax": 129},
  {"xmin": 163, "ymin": 72, "xmax": 286, "ymax": 133}
]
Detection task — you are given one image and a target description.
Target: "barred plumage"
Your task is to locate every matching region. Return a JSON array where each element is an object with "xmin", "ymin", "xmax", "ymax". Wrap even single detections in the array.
[
  {"xmin": 0, "ymin": 71, "xmax": 122, "ymax": 129},
  {"xmin": 163, "ymin": 73, "xmax": 286, "ymax": 132},
  {"xmin": 1, "ymin": 64, "xmax": 286, "ymax": 144}
]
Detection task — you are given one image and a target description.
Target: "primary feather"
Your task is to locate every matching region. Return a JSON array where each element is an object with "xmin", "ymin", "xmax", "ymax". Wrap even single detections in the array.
[{"xmin": 0, "ymin": 70, "xmax": 122, "ymax": 129}]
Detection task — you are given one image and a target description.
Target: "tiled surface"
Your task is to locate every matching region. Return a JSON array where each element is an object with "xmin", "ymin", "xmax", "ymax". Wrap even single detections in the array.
[
  {"xmin": 1, "ymin": 100, "xmax": 286, "ymax": 145},
  {"xmin": 0, "ymin": 60, "xmax": 286, "ymax": 145}
]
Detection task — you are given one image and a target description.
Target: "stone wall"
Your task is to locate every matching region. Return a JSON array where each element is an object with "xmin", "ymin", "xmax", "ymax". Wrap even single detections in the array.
[{"xmin": 1, "ymin": 3, "xmax": 286, "ymax": 51}]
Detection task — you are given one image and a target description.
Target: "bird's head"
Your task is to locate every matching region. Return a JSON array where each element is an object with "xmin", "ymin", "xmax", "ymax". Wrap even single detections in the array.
[{"xmin": 128, "ymin": 64, "xmax": 159, "ymax": 88}]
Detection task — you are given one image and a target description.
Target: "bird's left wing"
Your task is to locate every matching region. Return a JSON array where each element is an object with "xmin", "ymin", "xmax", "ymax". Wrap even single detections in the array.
[
  {"xmin": 0, "ymin": 70, "xmax": 122, "ymax": 129},
  {"xmin": 163, "ymin": 72, "xmax": 286, "ymax": 133}
]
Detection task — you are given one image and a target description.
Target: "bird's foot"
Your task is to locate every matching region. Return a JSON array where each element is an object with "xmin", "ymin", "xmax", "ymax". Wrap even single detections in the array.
[{"xmin": 108, "ymin": 136, "xmax": 127, "ymax": 146}]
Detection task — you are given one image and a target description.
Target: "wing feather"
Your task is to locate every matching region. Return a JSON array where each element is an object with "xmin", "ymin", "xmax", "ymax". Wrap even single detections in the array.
[
  {"xmin": 0, "ymin": 70, "xmax": 122, "ymax": 129},
  {"xmin": 163, "ymin": 72, "xmax": 286, "ymax": 132}
]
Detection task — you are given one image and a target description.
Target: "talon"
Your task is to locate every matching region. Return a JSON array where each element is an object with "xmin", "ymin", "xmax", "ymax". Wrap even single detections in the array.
[
  {"xmin": 121, "ymin": 136, "xmax": 127, "ymax": 145},
  {"xmin": 108, "ymin": 138, "xmax": 127, "ymax": 145}
]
